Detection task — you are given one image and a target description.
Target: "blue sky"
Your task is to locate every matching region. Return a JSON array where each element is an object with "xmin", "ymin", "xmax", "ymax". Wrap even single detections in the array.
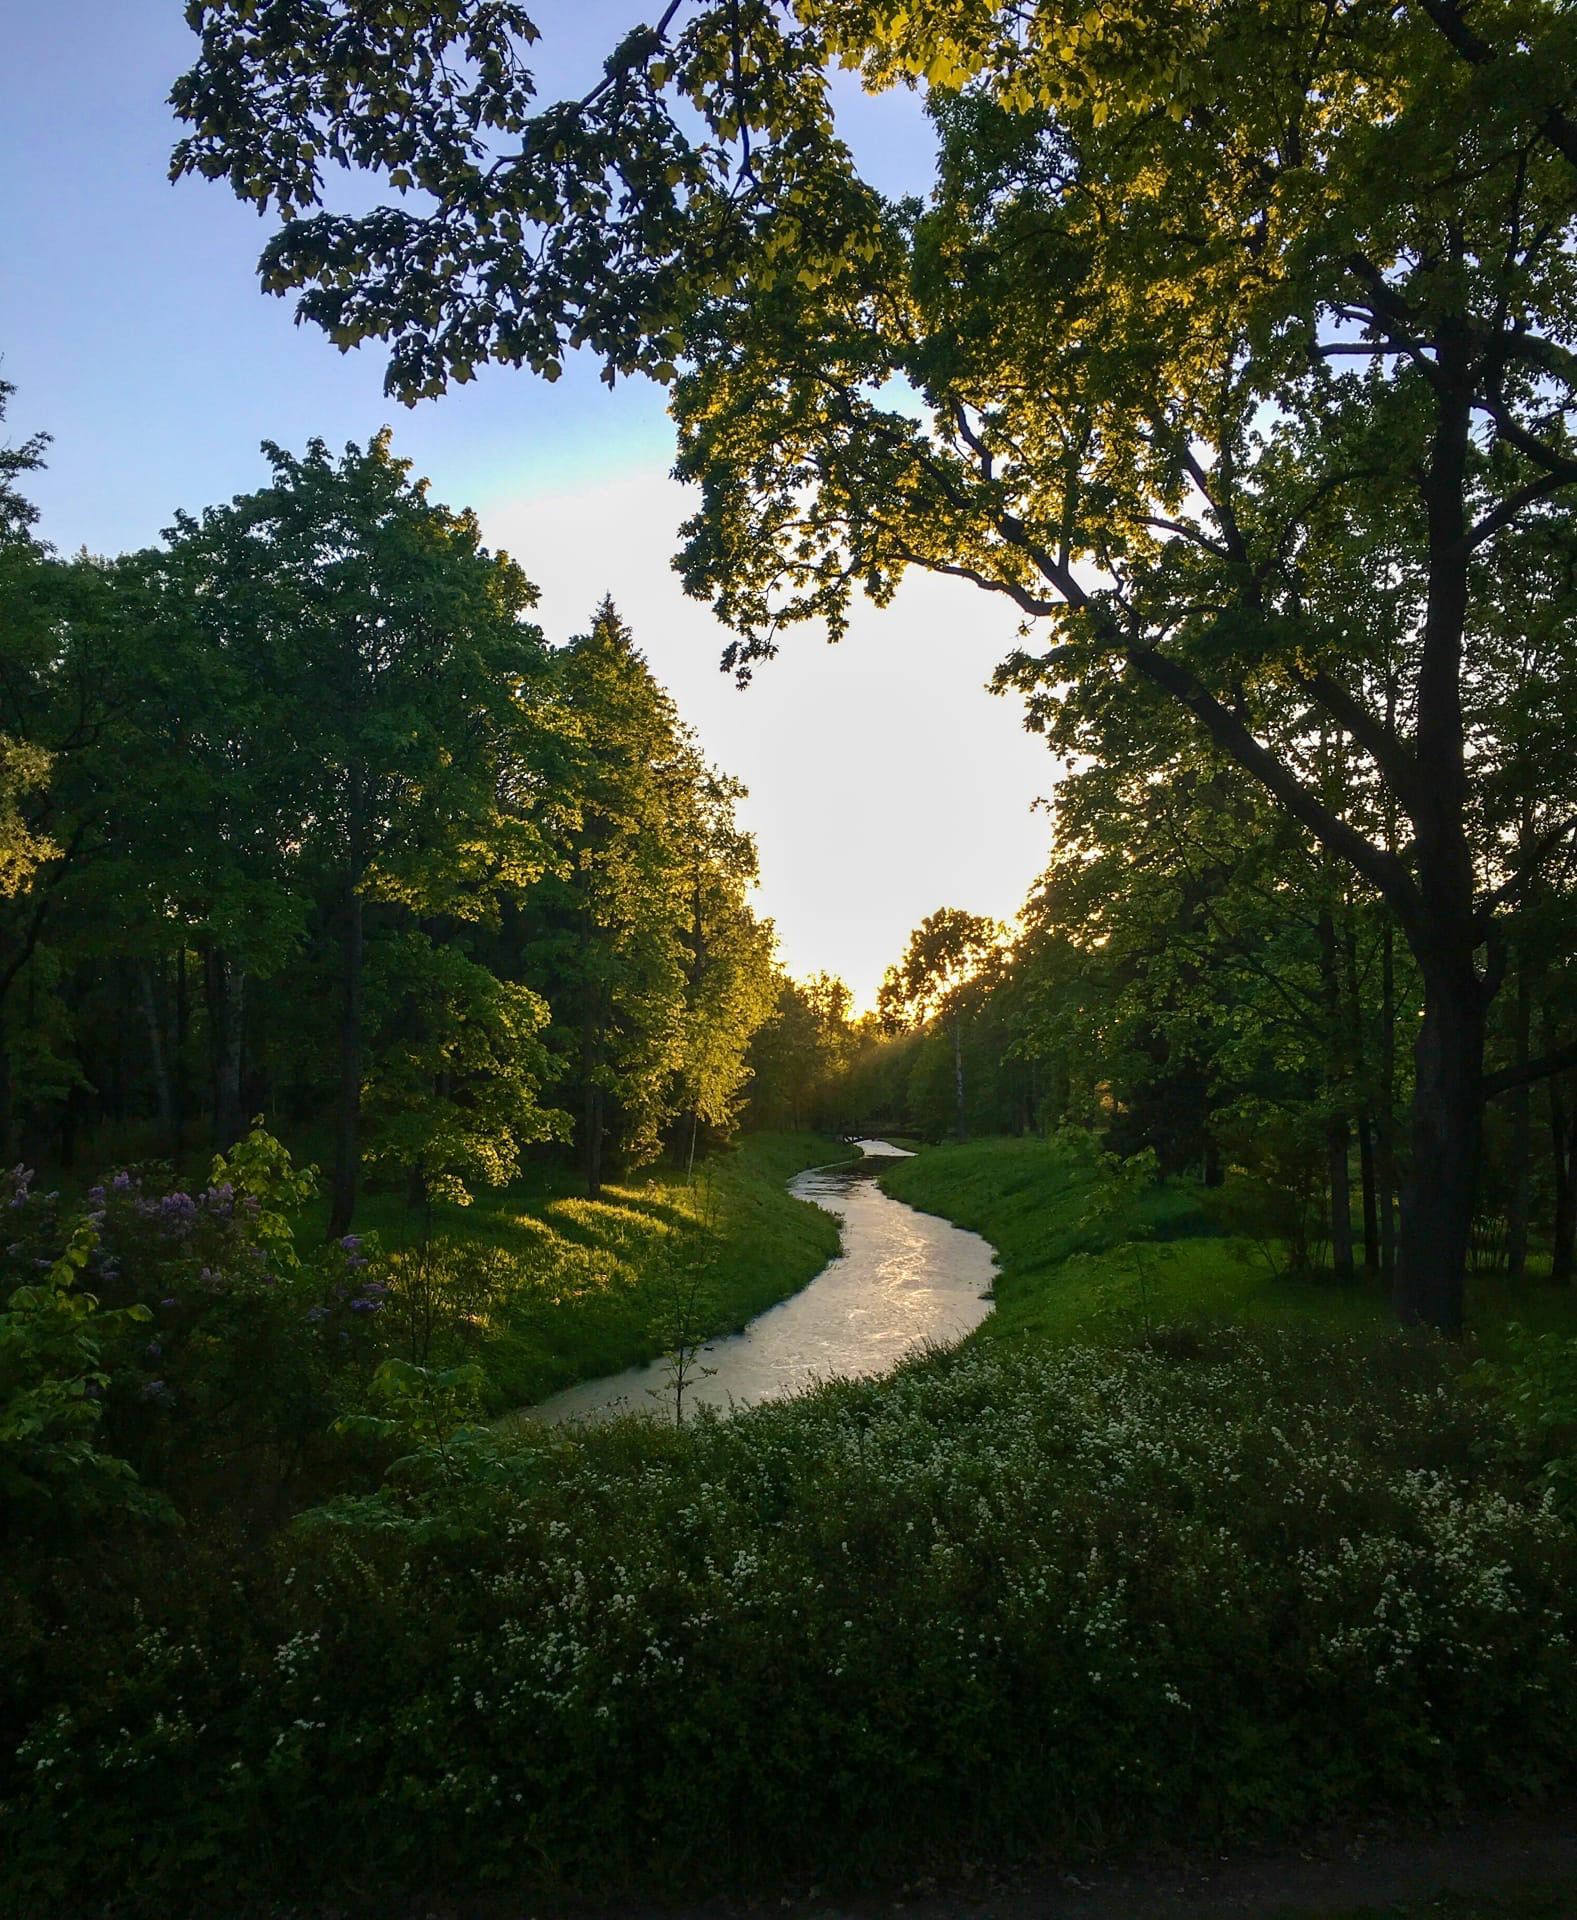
[{"xmin": 2, "ymin": 4, "xmax": 1058, "ymax": 1008}]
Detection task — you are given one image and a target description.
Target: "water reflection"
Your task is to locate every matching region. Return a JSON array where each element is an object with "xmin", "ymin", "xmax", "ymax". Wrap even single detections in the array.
[{"xmin": 528, "ymin": 1140, "xmax": 996, "ymax": 1425}]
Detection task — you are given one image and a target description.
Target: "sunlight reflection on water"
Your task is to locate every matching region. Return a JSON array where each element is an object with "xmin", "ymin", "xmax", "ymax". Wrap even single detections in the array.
[{"xmin": 528, "ymin": 1140, "xmax": 996, "ymax": 1425}]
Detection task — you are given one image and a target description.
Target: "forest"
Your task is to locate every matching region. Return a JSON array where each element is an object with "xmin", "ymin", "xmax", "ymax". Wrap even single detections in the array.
[
  {"xmin": 0, "ymin": 417, "xmax": 779, "ymax": 1217},
  {"xmin": 4, "ymin": 0, "xmax": 1577, "ymax": 1915}
]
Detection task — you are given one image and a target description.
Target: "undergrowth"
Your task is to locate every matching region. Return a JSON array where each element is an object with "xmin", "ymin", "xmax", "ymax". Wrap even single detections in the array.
[{"xmin": 6, "ymin": 1325, "xmax": 1573, "ymax": 1916}]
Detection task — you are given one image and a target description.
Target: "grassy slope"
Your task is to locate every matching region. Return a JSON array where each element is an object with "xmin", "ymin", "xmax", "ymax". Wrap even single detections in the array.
[
  {"xmin": 879, "ymin": 1137, "xmax": 1577, "ymax": 1354},
  {"xmin": 329, "ymin": 1132, "xmax": 856, "ymax": 1408}
]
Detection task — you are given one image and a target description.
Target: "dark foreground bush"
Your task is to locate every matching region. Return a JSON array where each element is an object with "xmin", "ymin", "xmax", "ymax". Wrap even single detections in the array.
[{"xmin": 4, "ymin": 1326, "xmax": 1575, "ymax": 1916}]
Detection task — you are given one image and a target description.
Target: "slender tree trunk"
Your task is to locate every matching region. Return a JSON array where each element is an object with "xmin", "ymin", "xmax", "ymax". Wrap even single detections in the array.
[
  {"xmin": 1550, "ymin": 1057, "xmax": 1574, "ymax": 1288},
  {"xmin": 1357, "ymin": 1117, "xmax": 1379, "ymax": 1274},
  {"xmin": 952, "ymin": 1012, "xmax": 967, "ymax": 1142},
  {"xmin": 1377, "ymin": 914, "xmax": 1399, "ymax": 1279},
  {"xmin": 1341, "ymin": 902, "xmax": 1380, "ymax": 1274},
  {"xmin": 582, "ymin": 999, "xmax": 606, "ymax": 1202},
  {"xmin": 327, "ymin": 886, "xmax": 364, "ymax": 1239},
  {"xmin": 1505, "ymin": 954, "xmax": 1534, "ymax": 1280},
  {"xmin": 1317, "ymin": 899, "xmax": 1354, "ymax": 1284},
  {"xmin": 585, "ymin": 1081, "xmax": 604, "ymax": 1200},
  {"xmin": 205, "ymin": 946, "xmax": 247, "ymax": 1152},
  {"xmin": 1327, "ymin": 1115, "xmax": 1355, "ymax": 1284},
  {"xmin": 137, "ymin": 963, "xmax": 174, "ymax": 1138},
  {"xmin": 1393, "ymin": 349, "xmax": 1481, "ymax": 1334},
  {"xmin": 174, "ymin": 944, "xmax": 189, "ymax": 1162}
]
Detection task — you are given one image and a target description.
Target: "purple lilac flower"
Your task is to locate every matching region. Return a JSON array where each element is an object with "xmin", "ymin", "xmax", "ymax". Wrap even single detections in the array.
[
  {"xmin": 160, "ymin": 1297, "xmax": 179, "ymax": 1309},
  {"xmin": 305, "ymin": 1306, "xmax": 328, "ymax": 1323},
  {"xmin": 87, "ymin": 1185, "xmax": 106, "ymax": 1207},
  {"xmin": 111, "ymin": 1171, "xmax": 132, "ymax": 1194},
  {"xmin": 9, "ymin": 1166, "xmax": 33, "ymax": 1208},
  {"xmin": 145, "ymin": 1341, "xmax": 162, "ymax": 1359},
  {"xmin": 140, "ymin": 1379, "xmax": 169, "ymax": 1401}
]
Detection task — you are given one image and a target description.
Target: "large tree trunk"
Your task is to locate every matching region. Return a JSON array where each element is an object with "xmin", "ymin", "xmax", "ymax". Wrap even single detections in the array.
[
  {"xmin": 951, "ymin": 1012, "xmax": 967, "ymax": 1142},
  {"xmin": 1395, "ymin": 956, "xmax": 1484, "ymax": 1332},
  {"xmin": 327, "ymin": 887, "xmax": 364, "ymax": 1239}
]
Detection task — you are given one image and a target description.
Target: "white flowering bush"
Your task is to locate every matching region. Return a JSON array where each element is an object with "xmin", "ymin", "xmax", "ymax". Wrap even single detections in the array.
[{"xmin": 5, "ymin": 1326, "xmax": 1575, "ymax": 1916}]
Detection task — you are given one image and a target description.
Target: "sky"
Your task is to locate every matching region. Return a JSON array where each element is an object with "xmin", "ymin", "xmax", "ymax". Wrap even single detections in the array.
[{"xmin": 1, "ymin": 2, "xmax": 1059, "ymax": 1010}]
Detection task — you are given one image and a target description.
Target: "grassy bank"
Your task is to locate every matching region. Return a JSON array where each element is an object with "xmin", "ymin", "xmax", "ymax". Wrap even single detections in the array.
[
  {"xmin": 326, "ymin": 1132, "xmax": 856, "ymax": 1408},
  {"xmin": 878, "ymin": 1137, "xmax": 1577, "ymax": 1353}
]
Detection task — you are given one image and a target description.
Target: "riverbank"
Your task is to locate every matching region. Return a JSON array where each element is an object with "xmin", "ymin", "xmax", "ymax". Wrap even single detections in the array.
[
  {"xmin": 877, "ymin": 1136, "xmax": 1577, "ymax": 1352},
  {"xmin": 334, "ymin": 1131, "xmax": 859, "ymax": 1408},
  {"xmin": 524, "ymin": 1142, "xmax": 994, "ymax": 1423}
]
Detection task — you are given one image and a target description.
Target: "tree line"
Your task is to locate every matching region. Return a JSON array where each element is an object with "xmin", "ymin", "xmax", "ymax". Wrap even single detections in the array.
[
  {"xmin": 0, "ymin": 404, "xmax": 776, "ymax": 1225},
  {"xmin": 811, "ymin": 714, "xmax": 1576, "ymax": 1295}
]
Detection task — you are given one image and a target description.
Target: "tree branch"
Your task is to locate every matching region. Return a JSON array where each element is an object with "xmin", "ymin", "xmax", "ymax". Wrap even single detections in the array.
[
  {"xmin": 1411, "ymin": 0, "xmax": 1577, "ymax": 171},
  {"xmin": 1482, "ymin": 1040, "xmax": 1577, "ymax": 1102},
  {"xmin": 1124, "ymin": 642, "xmax": 1423, "ymax": 933}
]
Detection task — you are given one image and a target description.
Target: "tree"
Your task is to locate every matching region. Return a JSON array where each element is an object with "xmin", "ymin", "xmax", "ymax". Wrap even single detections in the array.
[
  {"xmin": 666, "ymin": 752, "xmax": 777, "ymax": 1176},
  {"xmin": 879, "ymin": 908, "xmax": 1003, "ymax": 1141},
  {"xmin": 152, "ymin": 434, "xmax": 556, "ymax": 1231},
  {"xmin": 171, "ymin": 2, "xmax": 1577, "ymax": 1328},
  {"xmin": 522, "ymin": 599, "xmax": 694, "ymax": 1197}
]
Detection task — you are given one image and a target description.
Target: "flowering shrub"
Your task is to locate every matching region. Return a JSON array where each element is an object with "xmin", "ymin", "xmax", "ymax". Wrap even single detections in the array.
[
  {"xmin": 5, "ymin": 1325, "xmax": 1574, "ymax": 1916},
  {"xmin": 0, "ymin": 1127, "xmax": 390, "ymax": 1523}
]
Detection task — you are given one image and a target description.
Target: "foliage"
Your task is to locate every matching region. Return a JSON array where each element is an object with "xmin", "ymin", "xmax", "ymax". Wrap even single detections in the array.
[
  {"xmin": 6, "ymin": 1325, "xmax": 1575, "ymax": 1914},
  {"xmin": 1483, "ymin": 1325, "xmax": 1577, "ymax": 1515},
  {"xmin": 0, "ymin": 1217, "xmax": 160, "ymax": 1533}
]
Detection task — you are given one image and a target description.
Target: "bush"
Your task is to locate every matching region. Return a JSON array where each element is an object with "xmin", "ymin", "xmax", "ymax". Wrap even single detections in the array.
[
  {"xmin": 4, "ymin": 1325, "xmax": 1574, "ymax": 1917},
  {"xmin": 0, "ymin": 1128, "xmax": 393, "ymax": 1530}
]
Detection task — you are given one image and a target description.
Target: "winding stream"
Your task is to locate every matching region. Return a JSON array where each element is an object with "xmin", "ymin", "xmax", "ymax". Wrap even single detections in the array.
[{"xmin": 529, "ymin": 1140, "xmax": 996, "ymax": 1424}]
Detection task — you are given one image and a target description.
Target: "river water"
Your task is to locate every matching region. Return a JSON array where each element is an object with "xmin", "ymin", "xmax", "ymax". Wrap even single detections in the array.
[{"xmin": 528, "ymin": 1140, "xmax": 997, "ymax": 1425}]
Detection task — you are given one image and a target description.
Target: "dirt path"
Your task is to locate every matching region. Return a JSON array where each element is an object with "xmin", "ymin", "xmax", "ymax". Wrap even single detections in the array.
[{"xmin": 544, "ymin": 1809, "xmax": 1577, "ymax": 1920}]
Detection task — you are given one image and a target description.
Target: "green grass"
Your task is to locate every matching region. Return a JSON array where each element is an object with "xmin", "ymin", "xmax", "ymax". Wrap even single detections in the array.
[
  {"xmin": 321, "ymin": 1132, "xmax": 857, "ymax": 1408},
  {"xmin": 879, "ymin": 1137, "xmax": 1577, "ymax": 1355}
]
